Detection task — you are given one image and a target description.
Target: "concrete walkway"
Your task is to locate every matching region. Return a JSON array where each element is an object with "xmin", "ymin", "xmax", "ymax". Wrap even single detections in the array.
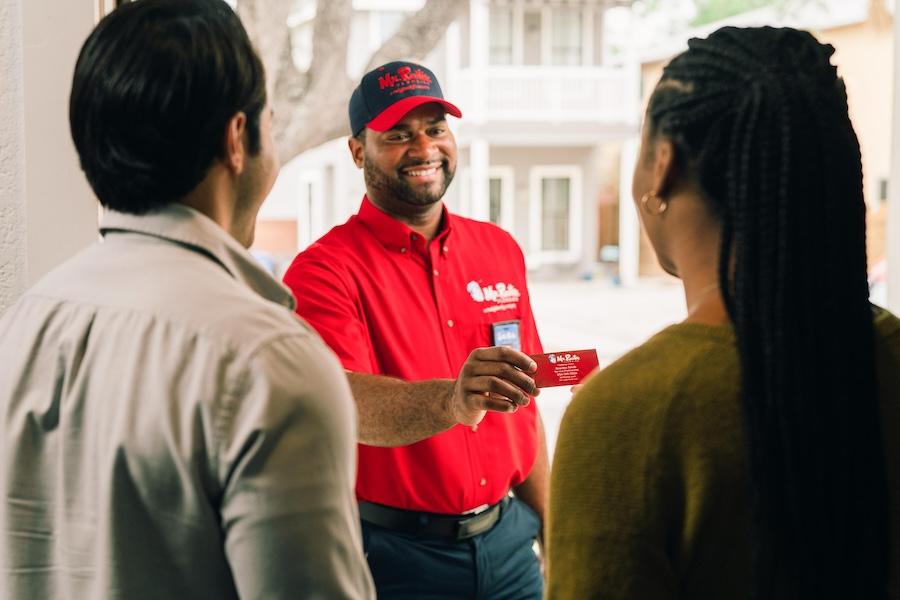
[{"xmin": 528, "ymin": 278, "xmax": 686, "ymax": 456}]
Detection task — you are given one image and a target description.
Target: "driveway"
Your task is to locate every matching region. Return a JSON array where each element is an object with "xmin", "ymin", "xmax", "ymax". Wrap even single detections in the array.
[{"xmin": 529, "ymin": 278, "xmax": 686, "ymax": 456}]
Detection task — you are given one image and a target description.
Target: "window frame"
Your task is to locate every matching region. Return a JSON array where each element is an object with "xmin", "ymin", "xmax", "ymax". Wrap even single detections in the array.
[{"xmin": 528, "ymin": 164, "xmax": 583, "ymax": 265}]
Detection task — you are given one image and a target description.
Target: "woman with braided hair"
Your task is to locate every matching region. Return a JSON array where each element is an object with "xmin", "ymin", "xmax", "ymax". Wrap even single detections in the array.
[{"xmin": 546, "ymin": 26, "xmax": 900, "ymax": 600}]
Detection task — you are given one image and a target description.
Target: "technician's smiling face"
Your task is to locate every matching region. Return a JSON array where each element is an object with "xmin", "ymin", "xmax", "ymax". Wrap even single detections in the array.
[{"xmin": 353, "ymin": 103, "xmax": 457, "ymax": 214}]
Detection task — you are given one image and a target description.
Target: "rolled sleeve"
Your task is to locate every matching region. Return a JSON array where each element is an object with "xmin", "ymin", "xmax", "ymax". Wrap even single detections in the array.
[{"xmin": 217, "ymin": 334, "xmax": 374, "ymax": 599}]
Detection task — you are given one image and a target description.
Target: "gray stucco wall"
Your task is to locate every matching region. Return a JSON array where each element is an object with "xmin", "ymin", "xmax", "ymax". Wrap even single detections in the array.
[{"xmin": 0, "ymin": 0, "xmax": 27, "ymax": 313}]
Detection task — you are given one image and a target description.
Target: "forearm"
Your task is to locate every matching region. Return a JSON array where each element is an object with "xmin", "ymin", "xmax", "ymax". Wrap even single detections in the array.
[
  {"xmin": 513, "ymin": 412, "xmax": 549, "ymax": 542},
  {"xmin": 347, "ymin": 371, "xmax": 457, "ymax": 447}
]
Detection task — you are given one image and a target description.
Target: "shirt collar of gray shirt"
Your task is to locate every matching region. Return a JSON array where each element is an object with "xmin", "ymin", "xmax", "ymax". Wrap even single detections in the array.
[{"xmin": 99, "ymin": 203, "xmax": 296, "ymax": 311}]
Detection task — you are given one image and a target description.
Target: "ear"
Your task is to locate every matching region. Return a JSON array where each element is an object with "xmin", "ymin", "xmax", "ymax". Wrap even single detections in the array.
[
  {"xmin": 649, "ymin": 137, "xmax": 677, "ymax": 197},
  {"xmin": 348, "ymin": 135, "xmax": 365, "ymax": 169},
  {"xmin": 223, "ymin": 111, "xmax": 248, "ymax": 174}
]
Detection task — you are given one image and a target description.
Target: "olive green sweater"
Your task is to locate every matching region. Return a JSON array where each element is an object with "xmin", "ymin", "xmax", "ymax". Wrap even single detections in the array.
[{"xmin": 547, "ymin": 309, "xmax": 900, "ymax": 600}]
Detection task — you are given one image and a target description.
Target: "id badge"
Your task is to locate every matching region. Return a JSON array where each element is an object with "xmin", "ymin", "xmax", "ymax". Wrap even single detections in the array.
[{"xmin": 491, "ymin": 320, "xmax": 521, "ymax": 351}]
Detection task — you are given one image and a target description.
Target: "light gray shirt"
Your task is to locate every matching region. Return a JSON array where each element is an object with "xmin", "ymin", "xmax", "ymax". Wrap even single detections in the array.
[{"xmin": 0, "ymin": 205, "xmax": 375, "ymax": 599}]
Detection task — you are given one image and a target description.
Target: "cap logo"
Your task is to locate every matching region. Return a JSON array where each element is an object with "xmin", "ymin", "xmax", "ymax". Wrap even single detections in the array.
[{"xmin": 378, "ymin": 66, "xmax": 433, "ymax": 96}]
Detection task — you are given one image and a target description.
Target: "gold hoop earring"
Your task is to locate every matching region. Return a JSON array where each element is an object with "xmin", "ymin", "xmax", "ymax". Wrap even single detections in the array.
[{"xmin": 641, "ymin": 192, "xmax": 668, "ymax": 216}]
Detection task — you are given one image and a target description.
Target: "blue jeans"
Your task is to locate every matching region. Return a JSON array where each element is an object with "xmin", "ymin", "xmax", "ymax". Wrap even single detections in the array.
[{"xmin": 361, "ymin": 497, "xmax": 543, "ymax": 600}]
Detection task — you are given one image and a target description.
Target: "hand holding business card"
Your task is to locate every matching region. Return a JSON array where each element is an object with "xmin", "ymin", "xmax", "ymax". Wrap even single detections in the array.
[{"xmin": 530, "ymin": 349, "xmax": 599, "ymax": 388}]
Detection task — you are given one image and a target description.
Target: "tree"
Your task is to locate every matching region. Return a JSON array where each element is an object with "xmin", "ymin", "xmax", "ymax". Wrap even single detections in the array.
[
  {"xmin": 692, "ymin": 0, "xmax": 775, "ymax": 24},
  {"xmin": 236, "ymin": 0, "xmax": 635, "ymax": 165},
  {"xmin": 636, "ymin": 0, "xmax": 824, "ymax": 27},
  {"xmin": 237, "ymin": 0, "xmax": 469, "ymax": 164}
]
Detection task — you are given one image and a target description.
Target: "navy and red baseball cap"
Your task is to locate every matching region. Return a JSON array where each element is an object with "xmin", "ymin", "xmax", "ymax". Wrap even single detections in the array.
[{"xmin": 349, "ymin": 61, "xmax": 462, "ymax": 137}]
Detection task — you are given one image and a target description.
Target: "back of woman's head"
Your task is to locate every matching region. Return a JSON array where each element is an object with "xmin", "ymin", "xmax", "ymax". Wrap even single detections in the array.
[{"xmin": 647, "ymin": 27, "xmax": 888, "ymax": 599}]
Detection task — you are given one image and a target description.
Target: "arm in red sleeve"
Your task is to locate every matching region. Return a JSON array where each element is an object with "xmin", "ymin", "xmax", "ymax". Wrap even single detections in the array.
[{"xmin": 283, "ymin": 256, "xmax": 375, "ymax": 374}]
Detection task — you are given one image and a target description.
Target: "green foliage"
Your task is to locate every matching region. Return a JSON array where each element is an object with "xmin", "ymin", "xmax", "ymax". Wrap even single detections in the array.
[{"xmin": 690, "ymin": 0, "xmax": 778, "ymax": 25}]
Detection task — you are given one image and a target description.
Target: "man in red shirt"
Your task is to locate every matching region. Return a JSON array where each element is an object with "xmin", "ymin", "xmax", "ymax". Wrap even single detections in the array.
[{"xmin": 283, "ymin": 61, "xmax": 547, "ymax": 599}]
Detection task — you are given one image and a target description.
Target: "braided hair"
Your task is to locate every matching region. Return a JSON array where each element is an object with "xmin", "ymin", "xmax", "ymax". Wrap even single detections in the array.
[{"xmin": 646, "ymin": 27, "xmax": 888, "ymax": 599}]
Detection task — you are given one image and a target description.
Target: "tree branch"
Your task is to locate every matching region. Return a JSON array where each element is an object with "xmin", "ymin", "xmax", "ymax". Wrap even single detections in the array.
[
  {"xmin": 365, "ymin": 0, "xmax": 467, "ymax": 72},
  {"xmin": 271, "ymin": 0, "xmax": 355, "ymax": 163},
  {"xmin": 308, "ymin": 0, "xmax": 353, "ymax": 81},
  {"xmin": 236, "ymin": 0, "xmax": 293, "ymax": 101},
  {"xmin": 275, "ymin": 0, "xmax": 467, "ymax": 163},
  {"xmin": 265, "ymin": 0, "xmax": 635, "ymax": 163}
]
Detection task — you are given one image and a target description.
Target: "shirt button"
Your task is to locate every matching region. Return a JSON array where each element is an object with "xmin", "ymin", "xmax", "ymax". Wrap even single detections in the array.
[
  {"xmin": 447, "ymin": 319, "xmax": 454, "ymax": 328},
  {"xmin": 443, "ymin": 246, "xmax": 449, "ymax": 253},
  {"xmin": 479, "ymin": 478, "xmax": 487, "ymax": 486},
  {"xmin": 433, "ymin": 269, "xmax": 439, "ymax": 276},
  {"xmin": 400, "ymin": 247, "xmax": 407, "ymax": 253},
  {"xmin": 471, "ymin": 424, "xmax": 478, "ymax": 432}
]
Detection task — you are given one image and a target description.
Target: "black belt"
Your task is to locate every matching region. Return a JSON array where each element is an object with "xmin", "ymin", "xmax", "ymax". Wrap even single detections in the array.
[{"xmin": 359, "ymin": 496, "xmax": 510, "ymax": 541}]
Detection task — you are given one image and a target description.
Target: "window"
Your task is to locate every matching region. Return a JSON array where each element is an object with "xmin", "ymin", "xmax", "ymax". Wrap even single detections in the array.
[
  {"xmin": 489, "ymin": 7, "xmax": 514, "ymax": 65},
  {"xmin": 541, "ymin": 178, "xmax": 570, "ymax": 250},
  {"xmin": 529, "ymin": 166, "xmax": 582, "ymax": 264},
  {"xmin": 489, "ymin": 178, "xmax": 503, "ymax": 225},
  {"xmin": 298, "ymin": 174, "xmax": 324, "ymax": 251},
  {"xmin": 488, "ymin": 167, "xmax": 515, "ymax": 233},
  {"xmin": 551, "ymin": 7, "xmax": 582, "ymax": 65},
  {"xmin": 523, "ymin": 9, "xmax": 542, "ymax": 65}
]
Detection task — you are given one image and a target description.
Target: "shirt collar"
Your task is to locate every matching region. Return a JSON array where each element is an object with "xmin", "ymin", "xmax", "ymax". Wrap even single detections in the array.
[
  {"xmin": 99, "ymin": 203, "xmax": 296, "ymax": 310},
  {"xmin": 357, "ymin": 195, "xmax": 452, "ymax": 254}
]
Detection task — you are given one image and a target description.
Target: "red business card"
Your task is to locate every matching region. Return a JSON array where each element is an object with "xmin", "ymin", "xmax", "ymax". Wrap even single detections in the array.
[{"xmin": 530, "ymin": 349, "xmax": 599, "ymax": 388}]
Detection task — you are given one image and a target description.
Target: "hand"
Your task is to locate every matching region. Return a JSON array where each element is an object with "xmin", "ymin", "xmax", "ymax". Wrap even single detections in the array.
[
  {"xmin": 447, "ymin": 346, "xmax": 539, "ymax": 426},
  {"xmin": 570, "ymin": 367, "xmax": 600, "ymax": 397}
]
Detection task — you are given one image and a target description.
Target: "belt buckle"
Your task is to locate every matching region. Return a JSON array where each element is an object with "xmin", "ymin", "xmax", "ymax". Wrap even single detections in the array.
[
  {"xmin": 455, "ymin": 516, "xmax": 475, "ymax": 540},
  {"xmin": 455, "ymin": 505, "xmax": 496, "ymax": 540}
]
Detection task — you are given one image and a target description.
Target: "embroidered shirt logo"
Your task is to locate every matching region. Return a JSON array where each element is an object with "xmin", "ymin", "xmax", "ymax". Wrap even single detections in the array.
[
  {"xmin": 466, "ymin": 281, "xmax": 521, "ymax": 314},
  {"xmin": 466, "ymin": 281, "xmax": 485, "ymax": 302}
]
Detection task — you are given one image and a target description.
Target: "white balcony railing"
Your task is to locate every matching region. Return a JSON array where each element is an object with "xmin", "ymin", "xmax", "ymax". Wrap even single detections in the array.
[{"xmin": 452, "ymin": 65, "xmax": 639, "ymax": 125}]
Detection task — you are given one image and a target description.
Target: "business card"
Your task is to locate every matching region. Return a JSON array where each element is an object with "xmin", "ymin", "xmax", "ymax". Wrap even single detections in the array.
[{"xmin": 530, "ymin": 349, "xmax": 599, "ymax": 388}]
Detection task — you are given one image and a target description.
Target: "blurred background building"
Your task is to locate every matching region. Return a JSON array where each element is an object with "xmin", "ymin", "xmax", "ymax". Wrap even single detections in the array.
[
  {"xmin": 253, "ymin": 0, "xmax": 640, "ymax": 283},
  {"xmin": 4, "ymin": 0, "xmax": 890, "ymax": 303},
  {"xmin": 250, "ymin": 0, "xmax": 895, "ymax": 308}
]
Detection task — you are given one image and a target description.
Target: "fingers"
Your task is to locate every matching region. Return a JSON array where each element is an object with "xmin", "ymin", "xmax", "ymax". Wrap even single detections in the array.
[
  {"xmin": 450, "ymin": 346, "xmax": 541, "ymax": 424},
  {"xmin": 477, "ymin": 393, "xmax": 520, "ymax": 414},
  {"xmin": 461, "ymin": 347, "xmax": 538, "ymax": 397},
  {"xmin": 463, "ymin": 376, "xmax": 532, "ymax": 407},
  {"xmin": 469, "ymin": 346, "xmax": 537, "ymax": 373}
]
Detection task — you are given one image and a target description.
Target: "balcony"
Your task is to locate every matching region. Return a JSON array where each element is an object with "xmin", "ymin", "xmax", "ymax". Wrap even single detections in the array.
[{"xmin": 451, "ymin": 65, "xmax": 640, "ymax": 127}]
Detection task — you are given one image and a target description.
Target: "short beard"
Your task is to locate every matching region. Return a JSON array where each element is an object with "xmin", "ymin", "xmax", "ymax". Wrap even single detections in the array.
[{"xmin": 363, "ymin": 154, "xmax": 455, "ymax": 208}]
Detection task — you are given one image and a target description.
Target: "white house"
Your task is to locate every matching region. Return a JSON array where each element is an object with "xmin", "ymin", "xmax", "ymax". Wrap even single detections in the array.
[{"xmin": 254, "ymin": 0, "xmax": 642, "ymax": 279}]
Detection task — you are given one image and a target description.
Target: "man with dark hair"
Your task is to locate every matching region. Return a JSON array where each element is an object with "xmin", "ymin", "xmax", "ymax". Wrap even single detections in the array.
[
  {"xmin": 0, "ymin": 1, "xmax": 374, "ymax": 598},
  {"xmin": 283, "ymin": 61, "xmax": 547, "ymax": 599}
]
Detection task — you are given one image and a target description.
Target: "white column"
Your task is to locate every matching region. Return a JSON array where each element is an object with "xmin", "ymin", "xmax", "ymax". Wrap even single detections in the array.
[
  {"xmin": 622, "ymin": 9, "xmax": 641, "ymax": 128},
  {"xmin": 580, "ymin": 144, "xmax": 601, "ymax": 278},
  {"xmin": 0, "ymin": 0, "xmax": 27, "ymax": 313},
  {"xmin": 889, "ymin": 8, "xmax": 900, "ymax": 313},
  {"xmin": 22, "ymin": 0, "xmax": 98, "ymax": 287},
  {"xmin": 618, "ymin": 138, "xmax": 640, "ymax": 287},
  {"xmin": 469, "ymin": 0, "xmax": 489, "ymax": 125},
  {"xmin": 469, "ymin": 138, "xmax": 490, "ymax": 222}
]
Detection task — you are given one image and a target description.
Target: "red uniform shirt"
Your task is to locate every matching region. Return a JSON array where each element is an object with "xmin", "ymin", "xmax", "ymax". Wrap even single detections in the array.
[{"xmin": 283, "ymin": 197, "xmax": 542, "ymax": 514}]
